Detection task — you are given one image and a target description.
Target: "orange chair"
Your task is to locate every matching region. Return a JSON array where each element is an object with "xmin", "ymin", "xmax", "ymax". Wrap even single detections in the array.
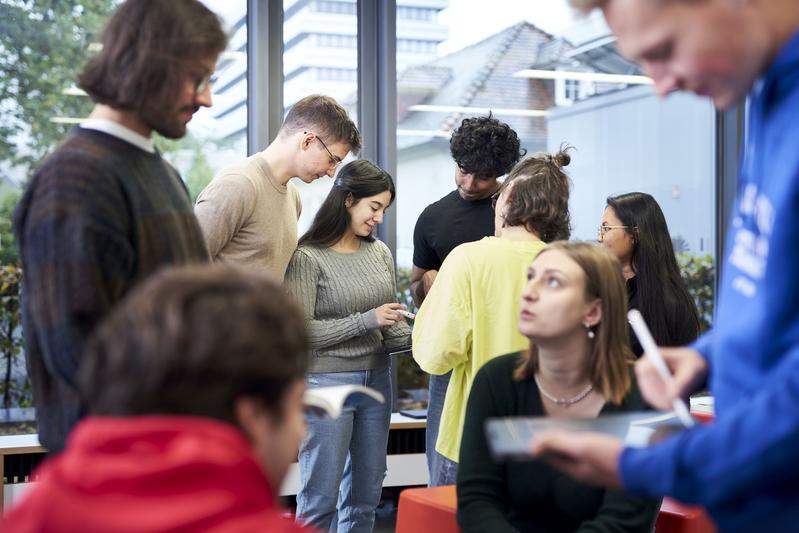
[
  {"xmin": 656, "ymin": 497, "xmax": 716, "ymax": 533},
  {"xmin": 396, "ymin": 486, "xmax": 716, "ymax": 533},
  {"xmin": 396, "ymin": 485, "xmax": 459, "ymax": 533}
]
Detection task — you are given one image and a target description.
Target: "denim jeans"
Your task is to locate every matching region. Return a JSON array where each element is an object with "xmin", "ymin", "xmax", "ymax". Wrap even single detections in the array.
[
  {"xmin": 425, "ymin": 370, "xmax": 452, "ymax": 485},
  {"xmin": 296, "ymin": 366, "xmax": 392, "ymax": 533},
  {"xmin": 431, "ymin": 451, "xmax": 458, "ymax": 486}
]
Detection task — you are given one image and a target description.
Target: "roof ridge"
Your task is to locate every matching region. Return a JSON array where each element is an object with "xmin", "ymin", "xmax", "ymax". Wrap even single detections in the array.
[{"xmin": 439, "ymin": 22, "xmax": 527, "ymax": 131}]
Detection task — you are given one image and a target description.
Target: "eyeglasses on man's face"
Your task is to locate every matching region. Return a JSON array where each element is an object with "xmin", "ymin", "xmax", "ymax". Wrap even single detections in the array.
[
  {"xmin": 193, "ymin": 71, "xmax": 218, "ymax": 95},
  {"xmin": 304, "ymin": 131, "xmax": 343, "ymax": 169}
]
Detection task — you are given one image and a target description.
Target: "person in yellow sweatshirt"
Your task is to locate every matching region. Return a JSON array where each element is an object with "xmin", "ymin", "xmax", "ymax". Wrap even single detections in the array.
[{"xmin": 413, "ymin": 147, "xmax": 574, "ymax": 485}]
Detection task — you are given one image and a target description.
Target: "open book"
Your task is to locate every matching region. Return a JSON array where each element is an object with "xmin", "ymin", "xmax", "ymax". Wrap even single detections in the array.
[
  {"xmin": 485, "ymin": 411, "xmax": 687, "ymax": 462},
  {"xmin": 303, "ymin": 385, "xmax": 385, "ymax": 419}
]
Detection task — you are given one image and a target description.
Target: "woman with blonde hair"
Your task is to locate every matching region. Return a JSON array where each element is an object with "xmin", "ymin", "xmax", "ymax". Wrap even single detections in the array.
[
  {"xmin": 413, "ymin": 148, "xmax": 572, "ymax": 485},
  {"xmin": 457, "ymin": 241, "xmax": 660, "ymax": 533}
]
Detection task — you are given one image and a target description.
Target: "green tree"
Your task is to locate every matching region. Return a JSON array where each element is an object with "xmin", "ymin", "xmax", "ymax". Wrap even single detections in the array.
[
  {"xmin": 677, "ymin": 252, "xmax": 715, "ymax": 332},
  {"xmin": 0, "ymin": 188, "xmax": 21, "ymax": 264},
  {"xmin": 0, "ymin": 0, "xmax": 116, "ymax": 176},
  {"xmin": 395, "ymin": 266, "xmax": 428, "ymax": 394},
  {"xmin": 0, "ymin": 264, "xmax": 27, "ymax": 409}
]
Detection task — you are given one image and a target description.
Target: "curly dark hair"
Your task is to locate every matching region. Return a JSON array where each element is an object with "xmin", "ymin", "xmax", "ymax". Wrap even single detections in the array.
[{"xmin": 449, "ymin": 113, "xmax": 526, "ymax": 179}]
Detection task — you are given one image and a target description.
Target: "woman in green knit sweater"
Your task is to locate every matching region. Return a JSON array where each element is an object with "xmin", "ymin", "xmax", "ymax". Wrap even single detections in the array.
[
  {"xmin": 457, "ymin": 241, "xmax": 660, "ymax": 532},
  {"xmin": 285, "ymin": 160, "xmax": 411, "ymax": 533}
]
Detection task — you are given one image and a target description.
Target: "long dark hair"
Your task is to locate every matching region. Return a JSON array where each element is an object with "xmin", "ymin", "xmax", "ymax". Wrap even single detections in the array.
[
  {"xmin": 606, "ymin": 192, "xmax": 700, "ymax": 345},
  {"xmin": 299, "ymin": 160, "xmax": 395, "ymax": 249}
]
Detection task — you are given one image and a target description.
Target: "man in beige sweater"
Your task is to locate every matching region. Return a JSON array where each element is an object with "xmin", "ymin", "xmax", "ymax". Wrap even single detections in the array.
[{"xmin": 195, "ymin": 95, "xmax": 361, "ymax": 278}]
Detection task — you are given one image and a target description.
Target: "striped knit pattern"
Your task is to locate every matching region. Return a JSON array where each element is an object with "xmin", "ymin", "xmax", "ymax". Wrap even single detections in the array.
[
  {"xmin": 13, "ymin": 127, "xmax": 209, "ymax": 452},
  {"xmin": 285, "ymin": 239, "xmax": 411, "ymax": 373}
]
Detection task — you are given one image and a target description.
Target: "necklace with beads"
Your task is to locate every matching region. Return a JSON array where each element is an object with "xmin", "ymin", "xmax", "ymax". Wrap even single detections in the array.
[{"xmin": 534, "ymin": 374, "xmax": 594, "ymax": 407}]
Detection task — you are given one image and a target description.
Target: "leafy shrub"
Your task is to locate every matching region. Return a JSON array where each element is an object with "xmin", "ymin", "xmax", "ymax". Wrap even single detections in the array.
[
  {"xmin": 677, "ymin": 253, "xmax": 715, "ymax": 332},
  {"xmin": 0, "ymin": 264, "xmax": 30, "ymax": 408},
  {"xmin": 395, "ymin": 267, "xmax": 428, "ymax": 393}
]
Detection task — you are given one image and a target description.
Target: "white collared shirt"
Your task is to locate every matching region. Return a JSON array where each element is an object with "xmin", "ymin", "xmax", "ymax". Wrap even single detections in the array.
[{"xmin": 81, "ymin": 118, "xmax": 155, "ymax": 153}]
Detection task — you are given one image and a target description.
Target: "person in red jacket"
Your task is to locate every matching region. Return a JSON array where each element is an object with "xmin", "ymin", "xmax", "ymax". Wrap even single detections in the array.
[{"xmin": 3, "ymin": 264, "xmax": 317, "ymax": 533}]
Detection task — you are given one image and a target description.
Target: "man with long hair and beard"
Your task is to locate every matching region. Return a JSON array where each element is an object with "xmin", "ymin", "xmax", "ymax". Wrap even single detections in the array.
[{"xmin": 13, "ymin": 0, "xmax": 228, "ymax": 453}]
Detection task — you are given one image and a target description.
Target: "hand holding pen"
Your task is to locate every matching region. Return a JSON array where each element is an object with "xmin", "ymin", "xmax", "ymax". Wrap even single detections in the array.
[{"xmin": 628, "ymin": 310, "xmax": 700, "ymax": 427}]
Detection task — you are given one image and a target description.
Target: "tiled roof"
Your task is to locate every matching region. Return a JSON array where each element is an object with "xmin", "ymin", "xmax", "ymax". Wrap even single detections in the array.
[{"xmin": 397, "ymin": 21, "xmax": 561, "ymax": 152}]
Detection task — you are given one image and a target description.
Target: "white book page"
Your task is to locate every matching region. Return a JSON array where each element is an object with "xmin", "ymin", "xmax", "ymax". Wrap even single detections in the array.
[{"xmin": 303, "ymin": 385, "xmax": 385, "ymax": 419}]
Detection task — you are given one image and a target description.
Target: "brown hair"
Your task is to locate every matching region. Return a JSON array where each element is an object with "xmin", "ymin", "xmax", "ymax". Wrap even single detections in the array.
[
  {"xmin": 79, "ymin": 0, "xmax": 227, "ymax": 115},
  {"xmin": 281, "ymin": 94, "xmax": 362, "ymax": 154},
  {"xmin": 498, "ymin": 146, "xmax": 572, "ymax": 242},
  {"xmin": 514, "ymin": 241, "xmax": 633, "ymax": 404},
  {"xmin": 80, "ymin": 265, "xmax": 308, "ymax": 423}
]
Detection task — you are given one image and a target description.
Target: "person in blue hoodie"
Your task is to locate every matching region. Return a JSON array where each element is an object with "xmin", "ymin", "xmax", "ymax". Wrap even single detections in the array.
[{"xmin": 529, "ymin": 1, "xmax": 799, "ymax": 532}]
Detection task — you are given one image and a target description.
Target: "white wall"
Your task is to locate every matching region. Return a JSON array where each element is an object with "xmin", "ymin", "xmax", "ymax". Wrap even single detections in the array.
[
  {"xmin": 547, "ymin": 85, "xmax": 716, "ymax": 255},
  {"xmin": 395, "ymin": 143, "xmax": 456, "ymax": 267}
]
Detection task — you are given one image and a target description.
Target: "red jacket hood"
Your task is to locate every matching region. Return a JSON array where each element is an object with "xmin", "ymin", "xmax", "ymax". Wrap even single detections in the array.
[{"xmin": 2, "ymin": 416, "xmax": 313, "ymax": 533}]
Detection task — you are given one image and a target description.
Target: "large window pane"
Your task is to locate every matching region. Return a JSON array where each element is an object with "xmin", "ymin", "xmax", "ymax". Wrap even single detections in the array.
[
  {"xmin": 395, "ymin": 0, "xmax": 717, "ymax": 405},
  {"xmin": 161, "ymin": 1, "xmax": 248, "ymax": 201},
  {"xmin": 284, "ymin": 0, "xmax": 359, "ymax": 235}
]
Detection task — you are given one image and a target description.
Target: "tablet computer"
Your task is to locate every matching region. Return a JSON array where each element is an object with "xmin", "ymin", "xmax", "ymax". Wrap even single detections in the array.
[{"xmin": 485, "ymin": 411, "xmax": 684, "ymax": 462}]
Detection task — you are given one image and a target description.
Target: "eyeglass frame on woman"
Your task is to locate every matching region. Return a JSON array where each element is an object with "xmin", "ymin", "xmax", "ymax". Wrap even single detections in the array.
[
  {"xmin": 597, "ymin": 224, "xmax": 629, "ymax": 238},
  {"xmin": 304, "ymin": 131, "xmax": 343, "ymax": 168}
]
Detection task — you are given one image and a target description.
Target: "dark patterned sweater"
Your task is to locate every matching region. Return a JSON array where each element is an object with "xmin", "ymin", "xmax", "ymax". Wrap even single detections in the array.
[{"xmin": 13, "ymin": 127, "xmax": 209, "ymax": 452}]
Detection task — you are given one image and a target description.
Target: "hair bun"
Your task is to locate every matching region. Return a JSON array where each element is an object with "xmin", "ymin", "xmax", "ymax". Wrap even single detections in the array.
[{"xmin": 554, "ymin": 146, "xmax": 572, "ymax": 168}]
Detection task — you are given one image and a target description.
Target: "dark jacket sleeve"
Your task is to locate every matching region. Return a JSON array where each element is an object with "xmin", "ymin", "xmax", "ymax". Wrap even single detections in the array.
[{"xmin": 456, "ymin": 361, "xmax": 516, "ymax": 533}]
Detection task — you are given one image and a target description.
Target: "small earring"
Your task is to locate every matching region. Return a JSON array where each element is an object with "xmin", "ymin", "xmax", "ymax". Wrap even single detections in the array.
[{"xmin": 584, "ymin": 322, "xmax": 595, "ymax": 339}]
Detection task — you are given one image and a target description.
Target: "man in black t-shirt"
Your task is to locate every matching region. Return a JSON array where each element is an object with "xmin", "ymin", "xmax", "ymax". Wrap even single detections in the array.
[{"xmin": 411, "ymin": 114, "xmax": 524, "ymax": 484}]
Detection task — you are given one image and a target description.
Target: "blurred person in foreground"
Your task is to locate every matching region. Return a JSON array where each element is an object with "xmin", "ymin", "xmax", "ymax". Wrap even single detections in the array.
[
  {"xmin": 2, "ymin": 265, "xmax": 317, "ymax": 533},
  {"xmin": 531, "ymin": 1, "xmax": 799, "ymax": 531}
]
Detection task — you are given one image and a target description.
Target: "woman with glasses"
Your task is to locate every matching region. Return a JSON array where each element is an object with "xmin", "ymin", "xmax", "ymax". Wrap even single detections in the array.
[
  {"xmin": 285, "ymin": 160, "xmax": 410, "ymax": 533},
  {"xmin": 457, "ymin": 241, "xmax": 660, "ymax": 533},
  {"xmin": 412, "ymin": 148, "xmax": 572, "ymax": 485},
  {"xmin": 598, "ymin": 192, "xmax": 700, "ymax": 356}
]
